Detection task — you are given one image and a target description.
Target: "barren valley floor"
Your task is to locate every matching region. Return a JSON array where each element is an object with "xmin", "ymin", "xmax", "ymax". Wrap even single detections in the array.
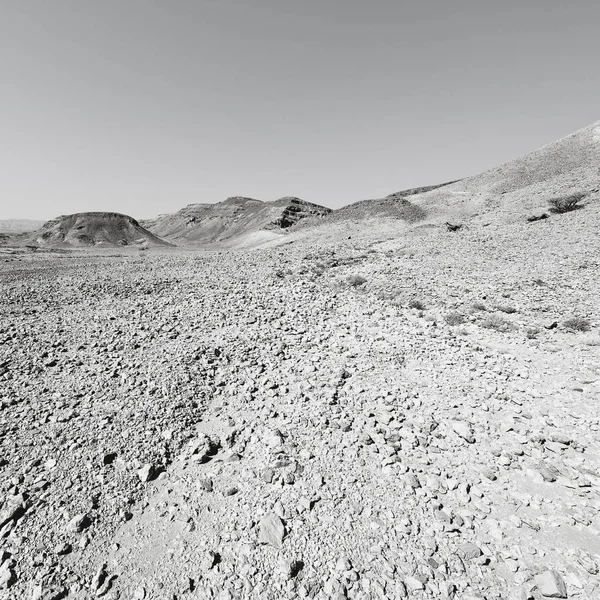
[{"xmin": 1, "ymin": 213, "xmax": 599, "ymax": 599}]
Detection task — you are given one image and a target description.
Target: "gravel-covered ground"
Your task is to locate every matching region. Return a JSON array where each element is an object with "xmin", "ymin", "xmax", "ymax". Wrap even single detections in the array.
[{"xmin": 0, "ymin": 204, "xmax": 599, "ymax": 599}]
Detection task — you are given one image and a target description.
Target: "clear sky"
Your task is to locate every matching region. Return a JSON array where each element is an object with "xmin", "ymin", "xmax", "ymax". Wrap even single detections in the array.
[{"xmin": 1, "ymin": 0, "xmax": 599, "ymax": 220}]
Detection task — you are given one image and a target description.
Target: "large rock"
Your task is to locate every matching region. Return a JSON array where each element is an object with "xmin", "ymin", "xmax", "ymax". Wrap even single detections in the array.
[
  {"xmin": 535, "ymin": 570, "xmax": 567, "ymax": 598},
  {"xmin": 258, "ymin": 513, "xmax": 286, "ymax": 548}
]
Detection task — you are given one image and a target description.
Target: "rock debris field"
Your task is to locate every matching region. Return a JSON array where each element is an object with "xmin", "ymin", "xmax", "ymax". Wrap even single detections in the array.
[{"xmin": 0, "ymin": 209, "xmax": 599, "ymax": 600}]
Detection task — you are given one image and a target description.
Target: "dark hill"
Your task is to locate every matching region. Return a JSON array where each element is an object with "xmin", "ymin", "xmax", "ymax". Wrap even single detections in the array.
[{"xmin": 23, "ymin": 212, "xmax": 172, "ymax": 248}]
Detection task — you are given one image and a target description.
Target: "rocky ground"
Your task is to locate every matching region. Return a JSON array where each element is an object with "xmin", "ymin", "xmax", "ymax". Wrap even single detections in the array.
[{"xmin": 0, "ymin": 202, "xmax": 599, "ymax": 600}]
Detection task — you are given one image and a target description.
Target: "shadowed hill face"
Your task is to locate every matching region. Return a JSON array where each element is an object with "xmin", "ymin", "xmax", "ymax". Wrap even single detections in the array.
[
  {"xmin": 294, "ymin": 183, "xmax": 459, "ymax": 229},
  {"xmin": 332, "ymin": 196, "xmax": 427, "ymax": 222},
  {"xmin": 143, "ymin": 197, "xmax": 331, "ymax": 246},
  {"xmin": 24, "ymin": 212, "xmax": 173, "ymax": 248}
]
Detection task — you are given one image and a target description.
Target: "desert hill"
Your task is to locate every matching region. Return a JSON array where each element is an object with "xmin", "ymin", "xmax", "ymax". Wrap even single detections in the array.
[
  {"xmin": 299, "ymin": 182, "xmax": 458, "ymax": 226},
  {"xmin": 406, "ymin": 120, "xmax": 600, "ymax": 222},
  {"xmin": 142, "ymin": 196, "xmax": 331, "ymax": 246},
  {"xmin": 0, "ymin": 219, "xmax": 46, "ymax": 235},
  {"xmin": 23, "ymin": 212, "xmax": 172, "ymax": 248}
]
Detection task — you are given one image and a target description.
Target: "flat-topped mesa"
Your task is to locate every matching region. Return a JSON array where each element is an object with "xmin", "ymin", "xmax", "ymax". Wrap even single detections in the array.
[{"xmin": 28, "ymin": 212, "xmax": 172, "ymax": 248}]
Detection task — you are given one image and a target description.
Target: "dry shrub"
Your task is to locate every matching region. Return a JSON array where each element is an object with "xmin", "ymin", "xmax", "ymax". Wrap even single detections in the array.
[
  {"xmin": 495, "ymin": 304, "xmax": 517, "ymax": 314},
  {"xmin": 481, "ymin": 314, "xmax": 512, "ymax": 332},
  {"xmin": 444, "ymin": 312, "xmax": 465, "ymax": 326},
  {"xmin": 564, "ymin": 317, "xmax": 591, "ymax": 332},
  {"xmin": 346, "ymin": 274, "xmax": 367, "ymax": 288},
  {"xmin": 408, "ymin": 299, "xmax": 426, "ymax": 310},
  {"xmin": 548, "ymin": 192, "xmax": 586, "ymax": 214},
  {"xmin": 472, "ymin": 302, "xmax": 487, "ymax": 311}
]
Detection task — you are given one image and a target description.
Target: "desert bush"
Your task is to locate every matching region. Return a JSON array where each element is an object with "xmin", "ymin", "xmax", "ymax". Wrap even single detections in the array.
[
  {"xmin": 444, "ymin": 312, "xmax": 465, "ymax": 326},
  {"xmin": 548, "ymin": 192, "xmax": 586, "ymax": 214},
  {"xmin": 472, "ymin": 301, "xmax": 487, "ymax": 311},
  {"xmin": 563, "ymin": 316, "xmax": 591, "ymax": 332},
  {"xmin": 495, "ymin": 304, "xmax": 517, "ymax": 314},
  {"xmin": 408, "ymin": 299, "xmax": 426, "ymax": 310},
  {"xmin": 526, "ymin": 327, "xmax": 540, "ymax": 339},
  {"xmin": 346, "ymin": 274, "xmax": 367, "ymax": 288},
  {"xmin": 481, "ymin": 314, "xmax": 512, "ymax": 332}
]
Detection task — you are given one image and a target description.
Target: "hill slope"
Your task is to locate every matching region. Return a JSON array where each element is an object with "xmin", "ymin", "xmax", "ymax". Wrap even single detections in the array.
[
  {"xmin": 142, "ymin": 196, "xmax": 331, "ymax": 246},
  {"xmin": 293, "ymin": 182, "xmax": 458, "ymax": 229},
  {"xmin": 24, "ymin": 212, "xmax": 173, "ymax": 248},
  {"xmin": 408, "ymin": 120, "xmax": 600, "ymax": 221}
]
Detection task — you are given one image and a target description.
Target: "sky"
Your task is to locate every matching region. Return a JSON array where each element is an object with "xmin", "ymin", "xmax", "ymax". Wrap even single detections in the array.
[{"xmin": 1, "ymin": 0, "xmax": 599, "ymax": 220}]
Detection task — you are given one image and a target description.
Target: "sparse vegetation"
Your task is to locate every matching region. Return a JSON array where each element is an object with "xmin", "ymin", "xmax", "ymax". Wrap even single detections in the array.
[
  {"xmin": 472, "ymin": 301, "xmax": 487, "ymax": 311},
  {"xmin": 564, "ymin": 316, "xmax": 591, "ymax": 332},
  {"xmin": 495, "ymin": 304, "xmax": 517, "ymax": 314},
  {"xmin": 444, "ymin": 312, "xmax": 466, "ymax": 326},
  {"xmin": 548, "ymin": 192, "xmax": 586, "ymax": 214},
  {"xmin": 408, "ymin": 299, "xmax": 426, "ymax": 310},
  {"xmin": 481, "ymin": 314, "xmax": 512, "ymax": 332},
  {"xmin": 526, "ymin": 327, "xmax": 540, "ymax": 339},
  {"xmin": 346, "ymin": 274, "xmax": 367, "ymax": 288}
]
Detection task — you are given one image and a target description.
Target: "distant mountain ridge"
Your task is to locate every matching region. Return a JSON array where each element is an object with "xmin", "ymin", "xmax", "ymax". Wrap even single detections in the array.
[
  {"xmin": 142, "ymin": 196, "xmax": 331, "ymax": 246},
  {"xmin": 5, "ymin": 120, "xmax": 599, "ymax": 247},
  {"xmin": 0, "ymin": 219, "xmax": 46, "ymax": 234}
]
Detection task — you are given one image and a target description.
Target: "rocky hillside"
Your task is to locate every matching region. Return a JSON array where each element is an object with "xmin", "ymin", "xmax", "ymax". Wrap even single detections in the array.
[
  {"xmin": 300, "ymin": 121, "xmax": 599, "ymax": 230},
  {"xmin": 296, "ymin": 183, "xmax": 458, "ymax": 229},
  {"xmin": 142, "ymin": 196, "xmax": 331, "ymax": 246},
  {"xmin": 329, "ymin": 194, "xmax": 428, "ymax": 223},
  {"xmin": 408, "ymin": 120, "xmax": 600, "ymax": 222},
  {"xmin": 22, "ymin": 212, "xmax": 172, "ymax": 248},
  {"xmin": 0, "ymin": 220, "xmax": 46, "ymax": 235}
]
